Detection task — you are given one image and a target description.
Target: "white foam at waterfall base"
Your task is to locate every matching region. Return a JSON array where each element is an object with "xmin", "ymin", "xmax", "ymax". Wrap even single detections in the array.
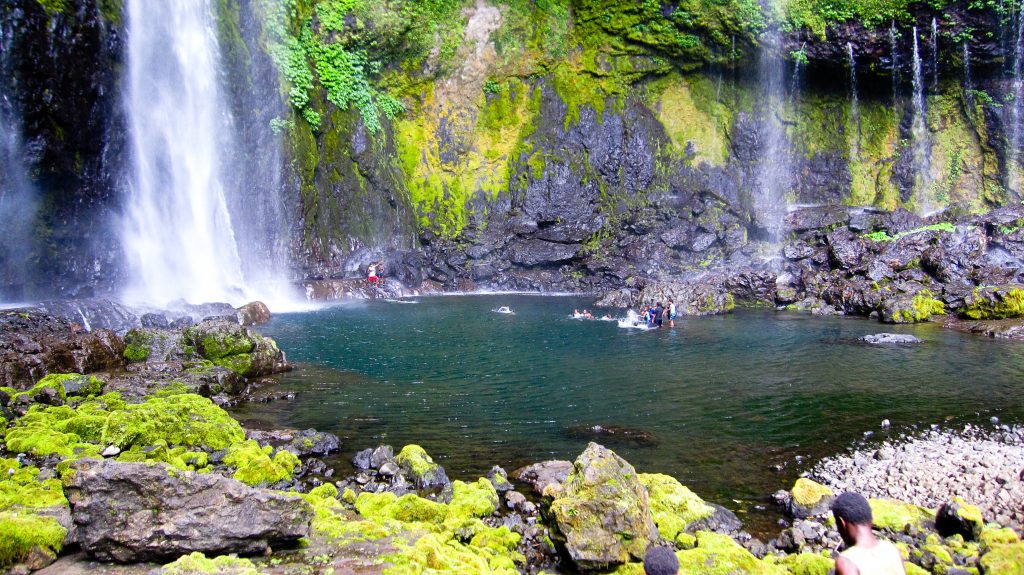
[{"xmin": 119, "ymin": 0, "xmax": 302, "ymax": 312}]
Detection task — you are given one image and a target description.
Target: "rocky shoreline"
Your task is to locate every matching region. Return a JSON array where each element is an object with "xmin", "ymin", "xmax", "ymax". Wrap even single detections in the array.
[{"xmin": 0, "ymin": 303, "xmax": 1022, "ymax": 574}]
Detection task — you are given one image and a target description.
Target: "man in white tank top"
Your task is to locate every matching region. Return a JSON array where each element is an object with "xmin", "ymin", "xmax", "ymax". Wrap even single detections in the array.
[{"xmin": 832, "ymin": 492, "xmax": 907, "ymax": 575}]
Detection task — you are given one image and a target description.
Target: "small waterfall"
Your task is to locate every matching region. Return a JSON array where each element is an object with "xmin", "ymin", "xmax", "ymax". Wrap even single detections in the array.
[
  {"xmin": 0, "ymin": 23, "xmax": 38, "ymax": 301},
  {"xmin": 931, "ymin": 17, "xmax": 939, "ymax": 90},
  {"xmin": 1011, "ymin": 8, "xmax": 1024, "ymax": 194},
  {"xmin": 120, "ymin": 0, "xmax": 296, "ymax": 308},
  {"xmin": 910, "ymin": 27, "xmax": 935, "ymax": 213},
  {"xmin": 963, "ymin": 41, "xmax": 973, "ymax": 99},
  {"xmin": 753, "ymin": 28, "xmax": 791, "ymax": 246},
  {"xmin": 890, "ymin": 24, "xmax": 900, "ymax": 104},
  {"xmin": 848, "ymin": 43, "xmax": 860, "ymax": 158}
]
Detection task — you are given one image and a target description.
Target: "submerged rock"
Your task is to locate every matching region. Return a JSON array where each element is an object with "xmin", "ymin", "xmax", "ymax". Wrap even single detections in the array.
[
  {"xmin": 860, "ymin": 333, "xmax": 922, "ymax": 344},
  {"xmin": 566, "ymin": 424, "xmax": 658, "ymax": 446},
  {"xmin": 548, "ymin": 442, "xmax": 658, "ymax": 570},
  {"xmin": 65, "ymin": 458, "xmax": 313, "ymax": 562},
  {"xmin": 510, "ymin": 460, "xmax": 572, "ymax": 495}
]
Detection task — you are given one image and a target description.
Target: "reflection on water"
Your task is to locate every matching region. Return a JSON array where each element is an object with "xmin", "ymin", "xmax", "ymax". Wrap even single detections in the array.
[{"xmin": 231, "ymin": 295, "xmax": 1024, "ymax": 532}]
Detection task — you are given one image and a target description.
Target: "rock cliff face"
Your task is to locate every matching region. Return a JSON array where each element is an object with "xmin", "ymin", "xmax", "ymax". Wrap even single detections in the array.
[{"xmin": 3, "ymin": 0, "xmax": 1024, "ymax": 298}]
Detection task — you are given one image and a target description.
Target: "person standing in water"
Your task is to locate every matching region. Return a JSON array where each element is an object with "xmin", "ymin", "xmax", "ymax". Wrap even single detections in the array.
[
  {"xmin": 832, "ymin": 492, "xmax": 906, "ymax": 575},
  {"xmin": 667, "ymin": 299, "xmax": 676, "ymax": 327},
  {"xmin": 653, "ymin": 302, "xmax": 664, "ymax": 328},
  {"xmin": 367, "ymin": 263, "xmax": 378, "ymax": 285}
]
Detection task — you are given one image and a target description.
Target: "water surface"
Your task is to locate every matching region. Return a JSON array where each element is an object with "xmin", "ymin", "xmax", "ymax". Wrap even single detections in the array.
[{"xmin": 232, "ymin": 295, "xmax": 1024, "ymax": 530}]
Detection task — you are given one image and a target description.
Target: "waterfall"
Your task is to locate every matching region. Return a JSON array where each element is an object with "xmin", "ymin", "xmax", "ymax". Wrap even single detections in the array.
[
  {"xmin": 890, "ymin": 24, "xmax": 900, "ymax": 104},
  {"xmin": 753, "ymin": 28, "xmax": 791, "ymax": 247},
  {"xmin": 120, "ymin": 0, "xmax": 296, "ymax": 308},
  {"xmin": 848, "ymin": 43, "xmax": 860, "ymax": 159},
  {"xmin": 1011, "ymin": 8, "xmax": 1024, "ymax": 195},
  {"xmin": 963, "ymin": 41, "xmax": 973, "ymax": 99},
  {"xmin": 931, "ymin": 17, "xmax": 939, "ymax": 90},
  {"xmin": 0, "ymin": 23, "xmax": 37, "ymax": 301},
  {"xmin": 910, "ymin": 27, "xmax": 935, "ymax": 213}
]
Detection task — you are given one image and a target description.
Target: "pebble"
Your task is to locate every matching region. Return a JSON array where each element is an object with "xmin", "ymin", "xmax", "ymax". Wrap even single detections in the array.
[{"xmin": 811, "ymin": 424, "xmax": 1024, "ymax": 532}]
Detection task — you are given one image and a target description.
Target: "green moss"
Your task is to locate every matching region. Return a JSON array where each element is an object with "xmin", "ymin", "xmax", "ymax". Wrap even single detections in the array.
[
  {"xmin": 381, "ymin": 531, "xmax": 520, "ymax": 575},
  {"xmin": 116, "ymin": 442, "xmax": 212, "ymax": 474},
  {"xmin": 223, "ymin": 440, "xmax": 300, "ymax": 486},
  {"xmin": 301, "ymin": 484, "xmax": 394, "ymax": 543},
  {"xmin": 980, "ymin": 542, "xmax": 1024, "ymax": 574},
  {"xmin": 869, "ymin": 498, "xmax": 935, "ymax": 532},
  {"xmin": 355, "ymin": 491, "xmax": 448, "ymax": 525},
  {"xmin": 0, "ymin": 512, "xmax": 66, "ymax": 568},
  {"xmin": 639, "ymin": 473, "xmax": 715, "ymax": 541},
  {"xmin": 394, "ymin": 444, "xmax": 443, "ymax": 482},
  {"xmin": 981, "ymin": 527, "xmax": 1021, "ymax": 548},
  {"xmin": 213, "ymin": 353, "xmax": 254, "ymax": 376},
  {"xmin": 769, "ymin": 552, "xmax": 834, "ymax": 575},
  {"xmin": 34, "ymin": 0, "xmax": 68, "ymax": 15},
  {"xmin": 446, "ymin": 478, "xmax": 498, "ymax": 525},
  {"xmin": 0, "ymin": 459, "xmax": 68, "ymax": 511},
  {"xmin": 123, "ymin": 329, "xmax": 154, "ymax": 363},
  {"xmin": 101, "ymin": 394, "xmax": 245, "ymax": 450},
  {"xmin": 676, "ymin": 531, "xmax": 787, "ymax": 575},
  {"xmin": 652, "ymin": 74, "xmax": 731, "ymax": 166},
  {"xmin": 200, "ymin": 333, "xmax": 253, "ymax": 360},
  {"xmin": 863, "ymin": 223, "xmax": 957, "ymax": 242},
  {"xmin": 28, "ymin": 373, "xmax": 71, "ymax": 403},
  {"xmin": 790, "ymin": 478, "xmax": 834, "ymax": 509},
  {"xmin": 158, "ymin": 551, "xmax": 260, "ymax": 575},
  {"xmin": 963, "ymin": 287, "xmax": 1024, "ymax": 320}
]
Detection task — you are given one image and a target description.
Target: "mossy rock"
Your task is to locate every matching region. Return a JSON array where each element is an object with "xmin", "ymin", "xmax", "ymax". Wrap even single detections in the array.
[
  {"xmin": 0, "ymin": 511, "xmax": 67, "ymax": 568},
  {"xmin": 158, "ymin": 551, "xmax": 260, "ymax": 575},
  {"xmin": 980, "ymin": 542, "xmax": 1024, "ymax": 574},
  {"xmin": 116, "ymin": 442, "xmax": 211, "ymax": 473},
  {"xmin": 788, "ymin": 478, "xmax": 835, "ymax": 518},
  {"xmin": 936, "ymin": 497, "xmax": 984, "ymax": 541},
  {"xmin": 962, "ymin": 285, "xmax": 1024, "ymax": 320},
  {"xmin": 355, "ymin": 491, "xmax": 448, "ymax": 525},
  {"xmin": 382, "ymin": 531, "xmax": 520, "ymax": 574},
  {"xmin": 883, "ymin": 293, "xmax": 946, "ymax": 324},
  {"xmin": 869, "ymin": 498, "xmax": 935, "ymax": 532},
  {"xmin": 677, "ymin": 531, "xmax": 788, "ymax": 575},
  {"xmin": 0, "ymin": 458, "xmax": 68, "ymax": 511},
  {"xmin": 772, "ymin": 552, "xmax": 834, "ymax": 575},
  {"xmin": 101, "ymin": 393, "xmax": 245, "ymax": 450},
  {"xmin": 446, "ymin": 478, "xmax": 499, "ymax": 524},
  {"xmin": 394, "ymin": 444, "xmax": 450, "ymax": 489},
  {"xmin": 123, "ymin": 329, "xmax": 155, "ymax": 363},
  {"xmin": 981, "ymin": 527, "xmax": 1021, "ymax": 548},
  {"xmin": 639, "ymin": 473, "xmax": 715, "ymax": 540},
  {"xmin": 223, "ymin": 440, "xmax": 299, "ymax": 486}
]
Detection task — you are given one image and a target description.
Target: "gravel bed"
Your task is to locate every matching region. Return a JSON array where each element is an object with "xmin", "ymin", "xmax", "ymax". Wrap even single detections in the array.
[{"xmin": 809, "ymin": 424, "xmax": 1024, "ymax": 532}]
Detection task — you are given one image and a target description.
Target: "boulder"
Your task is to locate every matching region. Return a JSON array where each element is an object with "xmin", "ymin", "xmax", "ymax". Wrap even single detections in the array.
[
  {"xmin": 511, "ymin": 460, "xmax": 573, "ymax": 495},
  {"xmin": 246, "ymin": 428, "xmax": 340, "ymax": 457},
  {"xmin": 787, "ymin": 478, "xmax": 835, "ymax": 518},
  {"xmin": 65, "ymin": 458, "xmax": 312, "ymax": 562},
  {"xmin": 394, "ymin": 445, "xmax": 449, "ymax": 490},
  {"xmin": 962, "ymin": 285, "xmax": 1024, "ymax": 320},
  {"xmin": 183, "ymin": 320, "xmax": 288, "ymax": 378},
  {"xmin": 548, "ymin": 443, "xmax": 658, "ymax": 570},
  {"xmin": 235, "ymin": 302, "xmax": 271, "ymax": 326},
  {"xmin": 860, "ymin": 333, "xmax": 922, "ymax": 344},
  {"xmin": 936, "ymin": 498, "xmax": 984, "ymax": 541}
]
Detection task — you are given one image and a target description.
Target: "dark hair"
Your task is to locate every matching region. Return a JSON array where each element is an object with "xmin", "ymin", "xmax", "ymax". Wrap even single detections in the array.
[
  {"xmin": 643, "ymin": 545, "xmax": 679, "ymax": 575},
  {"xmin": 832, "ymin": 492, "xmax": 873, "ymax": 525}
]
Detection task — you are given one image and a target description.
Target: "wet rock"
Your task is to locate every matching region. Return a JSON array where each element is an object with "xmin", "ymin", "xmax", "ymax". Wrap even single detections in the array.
[
  {"xmin": 548, "ymin": 443, "xmax": 658, "ymax": 570},
  {"xmin": 183, "ymin": 319, "xmax": 289, "ymax": 378},
  {"xmin": 860, "ymin": 333, "xmax": 922, "ymax": 344},
  {"xmin": 65, "ymin": 458, "xmax": 312, "ymax": 562},
  {"xmin": 786, "ymin": 478, "xmax": 835, "ymax": 519},
  {"xmin": 352, "ymin": 448, "xmax": 373, "ymax": 471},
  {"xmin": 0, "ymin": 310, "xmax": 124, "ymax": 389},
  {"xmin": 139, "ymin": 314, "xmax": 169, "ymax": 329},
  {"xmin": 511, "ymin": 460, "xmax": 573, "ymax": 495},
  {"xmin": 236, "ymin": 301, "xmax": 271, "ymax": 326},
  {"xmin": 370, "ymin": 445, "xmax": 395, "ymax": 469},
  {"xmin": 487, "ymin": 466, "xmax": 514, "ymax": 493},
  {"xmin": 246, "ymin": 428, "xmax": 340, "ymax": 457}
]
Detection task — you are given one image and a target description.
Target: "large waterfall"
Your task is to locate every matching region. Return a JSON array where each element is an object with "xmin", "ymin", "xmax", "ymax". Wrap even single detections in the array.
[
  {"xmin": 752, "ymin": 28, "xmax": 791, "ymax": 246},
  {"xmin": 120, "ymin": 0, "xmax": 295, "ymax": 308}
]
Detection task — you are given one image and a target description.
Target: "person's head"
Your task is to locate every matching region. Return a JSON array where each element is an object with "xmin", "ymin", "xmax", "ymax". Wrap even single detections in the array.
[
  {"xmin": 657, "ymin": 302, "xmax": 662, "ymax": 308},
  {"xmin": 832, "ymin": 492, "xmax": 873, "ymax": 545},
  {"xmin": 643, "ymin": 545, "xmax": 679, "ymax": 575}
]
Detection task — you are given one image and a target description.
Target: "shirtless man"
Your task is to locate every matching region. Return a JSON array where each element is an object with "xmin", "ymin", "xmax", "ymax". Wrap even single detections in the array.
[{"xmin": 832, "ymin": 492, "xmax": 907, "ymax": 575}]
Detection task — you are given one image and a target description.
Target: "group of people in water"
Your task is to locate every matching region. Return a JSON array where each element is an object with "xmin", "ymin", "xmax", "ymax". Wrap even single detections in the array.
[
  {"xmin": 571, "ymin": 309, "xmax": 614, "ymax": 321},
  {"xmin": 638, "ymin": 299, "xmax": 676, "ymax": 328}
]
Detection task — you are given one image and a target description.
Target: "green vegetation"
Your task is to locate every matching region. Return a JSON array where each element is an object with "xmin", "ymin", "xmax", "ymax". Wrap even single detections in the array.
[
  {"xmin": 863, "ymin": 222, "xmax": 957, "ymax": 242},
  {"xmin": 224, "ymin": 440, "xmax": 301, "ymax": 486},
  {"xmin": 159, "ymin": 552, "xmax": 261, "ymax": 575},
  {"xmin": 123, "ymin": 329, "xmax": 154, "ymax": 362},
  {"xmin": 962, "ymin": 286, "xmax": 1024, "ymax": 319},
  {"xmin": 639, "ymin": 473, "xmax": 715, "ymax": 541},
  {"xmin": 0, "ymin": 512, "xmax": 67, "ymax": 568},
  {"xmin": 782, "ymin": 0, "xmax": 946, "ymax": 39}
]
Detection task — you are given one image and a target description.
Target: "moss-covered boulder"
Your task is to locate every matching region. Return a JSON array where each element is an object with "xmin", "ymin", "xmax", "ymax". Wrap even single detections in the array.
[
  {"xmin": 980, "ymin": 542, "xmax": 1024, "ymax": 574},
  {"xmin": 771, "ymin": 551, "xmax": 834, "ymax": 575},
  {"xmin": 639, "ymin": 473, "xmax": 715, "ymax": 541},
  {"xmin": 549, "ymin": 442, "xmax": 658, "ymax": 570},
  {"xmin": 677, "ymin": 531, "xmax": 788, "ymax": 574},
  {"xmin": 394, "ymin": 444, "xmax": 450, "ymax": 489},
  {"xmin": 869, "ymin": 498, "xmax": 935, "ymax": 532},
  {"xmin": 788, "ymin": 478, "xmax": 835, "ymax": 518},
  {"xmin": 101, "ymin": 393, "xmax": 245, "ymax": 450},
  {"xmin": 981, "ymin": 527, "xmax": 1021, "ymax": 548},
  {"xmin": 0, "ymin": 512, "xmax": 67, "ymax": 569},
  {"xmin": 223, "ymin": 440, "xmax": 300, "ymax": 486},
  {"xmin": 183, "ymin": 320, "xmax": 288, "ymax": 377},
  {"xmin": 963, "ymin": 285, "xmax": 1024, "ymax": 320},
  {"xmin": 936, "ymin": 497, "xmax": 984, "ymax": 541},
  {"xmin": 882, "ymin": 292, "xmax": 946, "ymax": 324}
]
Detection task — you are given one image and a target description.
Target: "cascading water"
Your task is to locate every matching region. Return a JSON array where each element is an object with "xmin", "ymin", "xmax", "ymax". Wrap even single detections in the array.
[
  {"xmin": 910, "ymin": 27, "xmax": 935, "ymax": 213},
  {"xmin": 0, "ymin": 23, "xmax": 37, "ymax": 301},
  {"xmin": 890, "ymin": 24, "xmax": 900, "ymax": 104},
  {"xmin": 752, "ymin": 28, "xmax": 791, "ymax": 249},
  {"xmin": 120, "ymin": 0, "xmax": 296, "ymax": 308},
  {"xmin": 1010, "ymin": 7, "xmax": 1024, "ymax": 195},
  {"xmin": 848, "ymin": 43, "xmax": 861, "ymax": 159},
  {"xmin": 963, "ymin": 41, "xmax": 973, "ymax": 99},
  {"xmin": 931, "ymin": 17, "xmax": 939, "ymax": 90}
]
